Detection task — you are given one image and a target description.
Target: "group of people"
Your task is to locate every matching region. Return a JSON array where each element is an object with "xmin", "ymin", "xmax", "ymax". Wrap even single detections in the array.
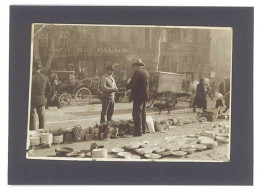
[
  {"xmin": 100, "ymin": 59, "xmax": 149, "ymax": 137},
  {"xmin": 182, "ymin": 78, "xmax": 191, "ymax": 92},
  {"xmin": 30, "ymin": 59, "xmax": 150, "ymax": 137},
  {"xmin": 30, "ymin": 59, "xmax": 230, "ymax": 137},
  {"xmin": 193, "ymin": 78, "xmax": 230, "ymax": 115}
]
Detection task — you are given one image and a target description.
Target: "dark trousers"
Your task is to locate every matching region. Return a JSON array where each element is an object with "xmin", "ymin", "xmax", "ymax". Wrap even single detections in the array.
[
  {"xmin": 30, "ymin": 105, "xmax": 45, "ymax": 130},
  {"xmin": 132, "ymin": 99, "xmax": 146, "ymax": 135},
  {"xmin": 100, "ymin": 97, "xmax": 114, "ymax": 124}
]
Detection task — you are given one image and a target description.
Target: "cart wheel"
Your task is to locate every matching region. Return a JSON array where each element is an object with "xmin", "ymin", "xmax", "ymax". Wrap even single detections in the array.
[
  {"xmin": 146, "ymin": 91, "xmax": 155, "ymax": 108},
  {"xmin": 75, "ymin": 87, "xmax": 92, "ymax": 105},
  {"xmin": 58, "ymin": 93, "xmax": 72, "ymax": 107},
  {"xmin": 162, "ymin": 91, "xmax": 175, "ymax": 101}
]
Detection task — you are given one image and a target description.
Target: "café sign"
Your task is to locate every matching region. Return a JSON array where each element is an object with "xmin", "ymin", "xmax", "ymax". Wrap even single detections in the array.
[
  {"xmin": 97, "ymin": 48, "xmax": 128, "ymax": 53},
  {"xmin": 53, "ymin": 47, "xmax": 128, "ymax": 54}
]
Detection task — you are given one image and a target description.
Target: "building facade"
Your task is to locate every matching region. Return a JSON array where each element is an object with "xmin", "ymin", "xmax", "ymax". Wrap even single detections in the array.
[{"xmin": 34, "ymin": 25, "xmax": 212, "ymax": 82}]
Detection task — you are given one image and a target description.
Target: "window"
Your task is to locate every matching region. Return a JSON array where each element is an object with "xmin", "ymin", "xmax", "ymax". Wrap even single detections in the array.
[
  {"xmin": 104, "ymin": 27, "xmax": 120, "ymax": 42},
  {"xmin": 183, "ymin": 56, "xmax": 188, "ymax": 64},
  {"xmin": 182, "ymin": 29, "xmax": 193, "ymax": 43},
  {"xmin": 161, "ymin": 56, "xmax": 170, "ymax": 72},
  {"xmin": 167, "ymin": 29, "xmax": 175, "ymax": 41},
  {"xmin": 57, "ymin": 31, "xmax": 69, "ymax": 47}
]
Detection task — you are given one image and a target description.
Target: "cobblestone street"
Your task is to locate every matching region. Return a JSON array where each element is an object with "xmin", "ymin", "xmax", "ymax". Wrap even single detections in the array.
[{"xmin": 27, "ymin": 97, "xmax": 230, "ymax": 162}]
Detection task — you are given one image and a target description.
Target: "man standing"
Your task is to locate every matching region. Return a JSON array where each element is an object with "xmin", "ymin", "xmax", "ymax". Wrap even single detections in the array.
[
  {"xmin": 126, "ymin": 59, "xmax": 149, "ymax": 137},
  {"xmin": 30, "ymin": 61, "xmax": 52, "ymax": 130},
  {"xmin": 223, "ymin": 91, "xmax": 230, "ymax": 113},
  {"xmin": 100, "ymin": 64, "xmax": 118, "ymax": 124}
]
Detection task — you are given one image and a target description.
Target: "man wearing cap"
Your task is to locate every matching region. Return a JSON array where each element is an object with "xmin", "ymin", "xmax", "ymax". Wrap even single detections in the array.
[
  {"xmin": 100, "ymin": 64, "xmax": 118, "ymax": 124},
  {"xmin": 126, "ymin": 59, "xmax": 149, "ymax": 136},
  {"xmin": 30, "ymin": 61, "xmax": 52, "ymax": 130}
]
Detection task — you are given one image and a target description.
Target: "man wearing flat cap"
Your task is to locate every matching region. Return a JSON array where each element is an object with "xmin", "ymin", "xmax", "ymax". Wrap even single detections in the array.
[
  {"xmin": 30, "ymin": 61, "xmax": 52, "ymax": 130},
  {"xmin": 126, "ymin": 59, "xmax": 149, "ymax": 136},
  {"xmin": 100, "ymin": 64, "xmax": 118, "ymax": 124}
]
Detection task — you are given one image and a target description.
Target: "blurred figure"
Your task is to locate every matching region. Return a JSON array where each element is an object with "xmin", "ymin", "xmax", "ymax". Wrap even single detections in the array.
[
  {"xmin": 215, "ymin": 93, "xmax": 224, "ymax": 115},
  {"xmin": 182, "ymin": 79, "xmax": 186, "ymax": 91},
  {"xmin": 193, "ymin": 78, "xmax": 207, "ymax": 112},
  {"xmin": 48, "ymin": 73, "xmax": 60, "ymax": 109},
  {"xmin": 30, "ymin": 61, "xmax": 52, "ymax": 130},
  {"xmin": 223, "ymin": 91, "xmax": 230, "ymax": 113},
  {"xmin": 190, "ymin": 80, "xmax": 199, "ymax": 93},
  {"xmin": 211, "ymin": 81, "xmax": 216, "ymax": 96},
  {"xmin": 186, "ymin": 78, "xmax": 190, "ymax": 92}
]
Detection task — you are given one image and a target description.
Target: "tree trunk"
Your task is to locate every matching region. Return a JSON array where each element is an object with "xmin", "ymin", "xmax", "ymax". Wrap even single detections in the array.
[
  {"xmin": 43, "ymin": 36, "xmax": 55, "ymax": 72},
  {"xmin": 153, "ymin": 28, "xmax": 162, "ymax": 71}
]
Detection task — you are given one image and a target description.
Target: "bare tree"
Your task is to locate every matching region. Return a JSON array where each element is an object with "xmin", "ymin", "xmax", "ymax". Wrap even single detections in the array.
[
  {"xmin": 33, "ymin": 25, "xmax": 82, "ymax": 74},
  {"xmin": 153, "ymin": 27, "xmax": 163, "ymax": 71}
]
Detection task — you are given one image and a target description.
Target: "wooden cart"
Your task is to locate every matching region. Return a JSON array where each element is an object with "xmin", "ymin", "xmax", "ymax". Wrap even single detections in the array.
[{"xmin": 147, "ymin": 71, "xmax": 191, "ymax": 108}]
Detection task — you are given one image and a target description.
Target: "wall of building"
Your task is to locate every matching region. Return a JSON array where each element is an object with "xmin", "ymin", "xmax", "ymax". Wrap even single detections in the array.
[
  {"xmin": 210, "ymin": 29, "xmax": 232, "ymax": 87},
  {"xmin": 34, "ymin": 25, "xmax": 212, "ymax": 82}
]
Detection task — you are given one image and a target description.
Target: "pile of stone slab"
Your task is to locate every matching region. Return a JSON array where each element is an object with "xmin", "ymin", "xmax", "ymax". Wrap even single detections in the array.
[{"xmin": 112, "ymin": 128, "xmax": 229, "ymax": 160}]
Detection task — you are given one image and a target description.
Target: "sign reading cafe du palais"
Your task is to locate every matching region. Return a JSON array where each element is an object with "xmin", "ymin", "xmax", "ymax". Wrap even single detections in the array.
[{"xmin": 53, "ymin": 47, "xmax": 128, "ymax": 54}]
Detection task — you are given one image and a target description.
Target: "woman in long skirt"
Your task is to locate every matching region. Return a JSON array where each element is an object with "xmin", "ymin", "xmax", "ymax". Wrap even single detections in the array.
[{"xmin": 193, "ymin": 79, "xmax": 207, "ymax": 112}]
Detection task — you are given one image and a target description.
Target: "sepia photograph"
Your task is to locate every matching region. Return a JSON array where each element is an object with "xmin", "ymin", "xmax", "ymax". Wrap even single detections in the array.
[{"xmin": 26, "ymin": 23, "xmax": 232, "ymax": 162}]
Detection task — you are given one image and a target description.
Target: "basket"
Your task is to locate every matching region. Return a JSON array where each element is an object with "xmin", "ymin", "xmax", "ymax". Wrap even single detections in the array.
[
  {"xmin": 92, "ymin": 148, "xmax": 107, "ymax": 158},
  {"xmin": 201, "ymin": 111, "xmax": 215, "ymax": 121},
  {"xmin": 40, "ymin": 133, "xmax": 53, "ymax": 144},
  {"xmin": 53, "ymin": 135, "xmax": 63, "ymax": 144},
  {"xmin": 154, "ymin": 123, "xmax": 165, "ymax": 132},
  {"xmin": 30, "ymin": 136, "xmax": 41, "ymax": 146}
]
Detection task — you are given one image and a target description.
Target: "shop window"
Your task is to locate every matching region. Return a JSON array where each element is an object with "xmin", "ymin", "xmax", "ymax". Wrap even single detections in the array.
[{"xmin": 170, "ymin": 56, "xmax": 177, "ymax": 72}]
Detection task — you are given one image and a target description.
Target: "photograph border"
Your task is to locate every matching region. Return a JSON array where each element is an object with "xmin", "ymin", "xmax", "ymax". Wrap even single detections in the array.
[
  {"xmin": 27, "ymin": 23, "xmax": 233, "ymax": 163},
  {"xmin": 9, "ymin": 6, "xmax": 253, "ymax": 185}
]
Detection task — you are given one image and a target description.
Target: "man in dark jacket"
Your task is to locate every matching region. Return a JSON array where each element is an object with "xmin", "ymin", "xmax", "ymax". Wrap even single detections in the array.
[
  {"xmin": 193, "ymin": 78, "xmax": 207, "ymax": 112},
  {"xmin": 30, "ymin": 61, "xmax": 52, "ymax": 130},
  {"xmin": 126, "ymin": 59, "xmax": 149, "ymax": 136}
]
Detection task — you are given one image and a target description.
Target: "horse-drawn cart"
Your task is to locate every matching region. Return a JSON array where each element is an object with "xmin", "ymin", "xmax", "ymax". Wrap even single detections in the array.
[{"xmin": 147, "ymin": 71, "xmax": 191, "ymax": 108}]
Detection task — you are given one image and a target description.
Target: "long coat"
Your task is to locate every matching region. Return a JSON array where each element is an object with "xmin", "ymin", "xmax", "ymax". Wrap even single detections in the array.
[
  {"xmin": 126, "ymin": 67, "xmax": 149, "ymax": 102},
  {"xmin": 194, "ymin": 82, "xmax": 207, "ymax": 109},
  {"xmin": 31, "ymin": 72, "xmax": 52, "ymax": 106}
]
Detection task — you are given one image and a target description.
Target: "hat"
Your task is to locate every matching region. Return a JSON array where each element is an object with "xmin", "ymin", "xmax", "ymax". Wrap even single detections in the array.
[
  {"xmin": 106, "ymin": 64, "xmax": 115, "ymax": 71},
  {"xmin": 132, "ymin": 59, "xmax": 145, "ymax": 67},
  {"xmin": 33, "ymin": 61, "xmax": 43, "ymax": 69},
  {"xmin": 216, "ymin": 93, "xmax": 223, "ymax": 98}
]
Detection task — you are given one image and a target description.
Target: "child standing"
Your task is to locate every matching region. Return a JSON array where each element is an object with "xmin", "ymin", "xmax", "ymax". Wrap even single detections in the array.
[{"xmin": 215, "ymin": 93, "xmax": 224, "ymax": 116}]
